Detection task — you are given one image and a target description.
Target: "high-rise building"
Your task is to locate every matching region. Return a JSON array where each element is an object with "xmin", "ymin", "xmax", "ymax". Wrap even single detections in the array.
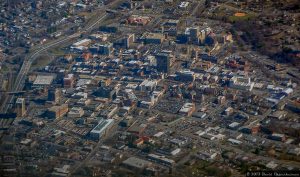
[
  {"xmin": 99, "ymin": 42, "xmax": 113, "ymax": 55},
  {"xmin": 123, "ymin": 34, "xmax": 135, "ymax": 48},
  {"xmin": 199, "ymin": 29, "xmax": 206, "ymax": 42},
  {"xmin": 16, "ymin": 98, "xmax": 26, "ymax": 117},
  {"xmin": 48, "ymin": 88, "xmax": 61, "ymax": 103},
  {"xmin": 155, "ymin": 53, "xmax": 171, "ymax": 74},
  {"xmin": 93, "ymin": 86, "xmax": 117, "ymax": 100},
  {"xmin": 190, "ymin": 27, "xmax": 199, "ymax": 39},
  {"xmin": 189, "ymin": 27, "xmax": 201, "ymax": 45},
  {"xmin": 64, "ymin": 74, "xmax": 75, "ymax": 88},
  {"xmin": 46, "ymin": 104, "xmax": 69, "ymax": 119},
  {"xmin": 89, "ymin": 44, "xmax": 99, "ymax": 54}
]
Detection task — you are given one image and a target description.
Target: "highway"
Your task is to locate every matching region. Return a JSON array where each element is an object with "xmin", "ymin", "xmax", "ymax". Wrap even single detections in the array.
[
  {"xmin": 0, "ymin": 10, "xmax": 111, "ymax": 177},
  {"xmin": 0, "ymin": 12, "xmax": 108, "ymax": 113},
  {"xmin": 0, "ymin": 0, "xmax": 129, "ymax": 113}
]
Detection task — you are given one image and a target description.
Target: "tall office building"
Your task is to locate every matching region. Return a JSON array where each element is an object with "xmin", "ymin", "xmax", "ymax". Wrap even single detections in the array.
[
  {"xmin": 16, "ymin": 98, "xmax": 26, "ymax": 117},
  {"xmin": 189, "ymin": 27, "xmax": 200, "ymax": 44},
  {"xmin": 46, "ymin": 104, "xmax": 69, "ymax": 119},
  {"xmin": 190, "ymin": 27, "xmax": 199, "ymax": 38},
  {"xmin": 48, "ymin": 88, "xmax": 61, "ymax": 104},
  {"xmin": 199, "ymin": 29, "xmax": 206, "ymax": 44},
  {"xmin": 64, "ymin": 74, "xmax": 75, "ymax": 88},
  {"xmin": 123, "ymin": 34, "xmax": 135, "ymax": 48},
  {"xmin": 99, "ymin": 42, "xmax": 113, "ymax": 55},
  {"xmin": 93, "ymin": 86, "xmax": 117, "ymax": 100},
  {"xmin": 155, "ymin": 53, "xmax": 171, "ymax": 74}
]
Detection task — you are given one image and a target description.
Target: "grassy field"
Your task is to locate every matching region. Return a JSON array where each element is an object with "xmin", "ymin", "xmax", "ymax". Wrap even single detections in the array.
[
  {"xmin": 49, "ymin": 47, "xmax": 66, "ymax": 56},
  {"xmin": 31, "ymin": 54, "xmax": 54, "ymax": 70},
  {"xmin": 211, "ymin": 3, "xmax": 257, "ymax": 23},
  {"xmin": 228, "ymin": 13, "xmax": 256, "ymax": 22}
]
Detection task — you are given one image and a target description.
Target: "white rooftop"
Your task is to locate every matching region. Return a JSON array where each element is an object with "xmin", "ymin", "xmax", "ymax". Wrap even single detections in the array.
[{"xmin": 33, "ymin": 75, "xmax": 54, "ymax": 85}]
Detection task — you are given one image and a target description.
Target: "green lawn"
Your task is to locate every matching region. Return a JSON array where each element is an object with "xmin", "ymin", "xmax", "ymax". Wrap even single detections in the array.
[
  {"xmin": 228, "ymin": 13, "xmax": 256, "ymax": 22},
  {"xmin": 31, "ymin": 55, "xmax": 53, "ymax": 70}
]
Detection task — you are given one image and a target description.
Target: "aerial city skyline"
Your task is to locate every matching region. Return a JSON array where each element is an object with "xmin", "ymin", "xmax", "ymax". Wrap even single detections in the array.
[{"xmin": 0, "ymin": 0, "xmax": 299, "ymax": 177}]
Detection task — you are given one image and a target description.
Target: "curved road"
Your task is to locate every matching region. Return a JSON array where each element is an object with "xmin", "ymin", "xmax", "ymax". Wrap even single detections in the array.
[{"xmin": 1, "ymin": 13, "xmax": 108, "ymax": 113}]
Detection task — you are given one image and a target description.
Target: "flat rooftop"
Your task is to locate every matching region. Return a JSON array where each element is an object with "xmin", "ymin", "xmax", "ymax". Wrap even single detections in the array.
[
  {"xmin": 143, "ymin": 32, "xmax": 164, "ymax": 39},
  {"xmin": 33, "ymin": 75, "xmax": 54, "ymax": 85},
  {"xmin": 122, "ymin": 157, "xmax": 152, "ymax": 169},
  {"xmin": 16, "ymin": 98, "xmax": 25, "ymax": 104},
  {"xmin": 91, "ymin": 118, "xmax": 114, "ymax": 133}
]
